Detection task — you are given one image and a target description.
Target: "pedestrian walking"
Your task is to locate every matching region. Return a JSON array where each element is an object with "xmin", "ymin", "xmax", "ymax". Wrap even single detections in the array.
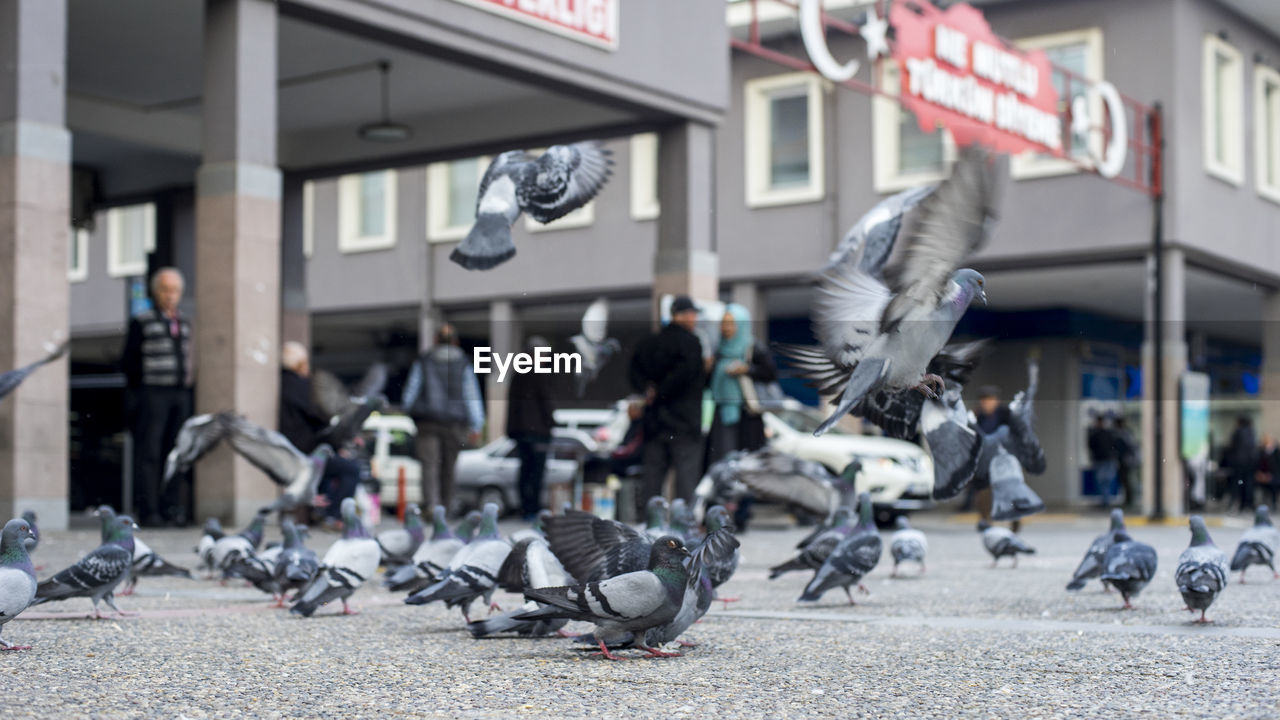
[{"xmin": 507, "ymin": 336, "xmax": 556, "ymax": 521}]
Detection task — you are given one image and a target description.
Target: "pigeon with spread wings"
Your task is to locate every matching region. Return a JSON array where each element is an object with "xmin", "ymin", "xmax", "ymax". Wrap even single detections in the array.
[{"xmin": 310, "ymin": 362, "xmax": 388, "ymax": 450}]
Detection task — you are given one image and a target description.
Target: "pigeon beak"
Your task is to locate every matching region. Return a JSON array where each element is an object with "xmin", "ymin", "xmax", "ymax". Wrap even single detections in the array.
[
  {"xmin": 979, "ymin": 289, "xmax": 988, "ymax": 306},
  {"xmin": 131, "ymin": 522, "xmax": 139, "ymax": 529}
]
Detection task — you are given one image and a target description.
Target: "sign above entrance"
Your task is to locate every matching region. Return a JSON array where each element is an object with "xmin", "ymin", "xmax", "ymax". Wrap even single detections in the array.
[{"xmin": 450, "ymin": 0, "xmax": 619, "ymax": 51}]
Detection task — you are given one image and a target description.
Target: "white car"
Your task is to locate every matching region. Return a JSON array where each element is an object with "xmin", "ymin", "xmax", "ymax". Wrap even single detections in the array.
[
  {"xmin": 361, "ymin": 413, "xmax": 423, "ymax": 507},
  {"xmin": 763, "ymin": 402, "xmax": 935, "ymax": 524}
]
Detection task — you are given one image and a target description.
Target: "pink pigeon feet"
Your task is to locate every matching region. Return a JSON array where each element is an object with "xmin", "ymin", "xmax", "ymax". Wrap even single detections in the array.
[
  {"xmin": 340, "ymin": 600, "xmax": 359, "ymax": 616},
  {"xmin": 0, "ymin": 644, "xmax": 32, "ymax": 651},
  {"xmin": 717, "ymin": 597, "xmax": 739, "ymax": 610},
  {"xmin": 912, "ymin": 374, "xmax": 946, "ymax": 399},
  {"xmin": 1193, "ymin": 611, "xmax": 1213, "ymax": 624},
  {"xmin": 677, "ymin": 640, "xmax": 698, "ymax": 648},
  {"xmin": 639, "ymin": 645, "xmax": 681, "ymax": 659},
  {"xmin": 488, "ymin": 601, "xmax": 502, "ymax": 614},
  {"xmin": 591, "ymin": 640, "xmax": 626, "ymax": 661},
  {"xmin": 270, "ymin": 595, "xmax": 288, "ymax": 609}
]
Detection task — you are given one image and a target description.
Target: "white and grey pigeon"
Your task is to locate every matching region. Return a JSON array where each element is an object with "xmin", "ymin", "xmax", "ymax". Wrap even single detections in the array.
[
  {"xmin": 292, "ymin": 498, "xmax": 381, "ymax": 617},
  {"xmin": 93, "ymin": 506, "xmax": 191, "ymax": 595},
  {"xmin": 31, "ymin": 514, "xmax": 137, "ymax": 618},
  {"xmin": 769, "ymin": 506, "xmax": 855, "ymax": 579},
  {"xmin": 376, "ymin": 503, "xmax": 426, "ymax": 568},
  {"xmin": 211, "ymin": 510, "xmax": 269, "ymax": 574},
  {"xmin": 889, "ymin": 515, "xmax": 927, "ymax": 577},
  {"xmin": 1097, "ymin": 528, "xmax": 1158, "ymax": 610},
  {"xmin": 643, "ymin": 522, "xmax": 740, "ymax": 649},
  {"xmin": 194, "ymin": 517, "xmax": 225, "ymax": 578},
  {"xmin": 570, "ymin": 297, "xmax": 621, "ymax": 398},
  {"xmin": 467, "ymin": 535, "xmax": 574, "ymax": 638},
  {"xmin": 979, "ymin": 520, "xmax": 1035, "ymax": 568},
  {"xmin": 778, "ymin": 145, "xmax": 998, "ymax": 436},
  {"xmin": 0, "ymin": 339, "xmax": 68, "ymax": 403},
  {"xmin": 450, "ymin": 141, "xmax": 613, "ymax": 270},
  {"xmin": 799, "ymin": 493, "xmax": 882, "ymax": 604},
  {"xmin": 1067, "ymin": 509, "xmax": 1126, "ymax": 591},
  {"xmin": 1176, "ymin": 516, "xmax": 1229, "ymax": 624},
  {"xmin": 384, "ymin": 506, "xmax": 469, "ymax": 593},
  {"xmin": 404, "ymin": 503, "xmax": 511, "ymax": 622},
  {"xmin": 1229, "ymin": 505, "xmax": 1280, "ymax": 583},
  {"xmin": 823, "ymin": 184, "xmax": 936, "ymax": 275},
  {"xmin": 0, "ymin": 518, "xmax": 38, "ymax": 650}
]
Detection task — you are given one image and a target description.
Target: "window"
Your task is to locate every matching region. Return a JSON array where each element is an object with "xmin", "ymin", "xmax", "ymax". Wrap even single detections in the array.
[
  {"xmin": 1203, "ymin": 34, "xmax": 1244, "ymax": 185},
  {"xmin": 523, "ymin": 148, "xmax": 595, "ymax": 233},
  {"xmin": 1255, "ymin": 64, "xmax": 1280, "ymax": 203},
  {"xmin": 873, "ymin": 61, "xmax": 954, "ymax": 193},
  {"xmin": 68, "ymin": 227, "xmax": 88, "ymax": 282},
  {"xmin": 427, "ymin": 157, "xmax": 488, "ymax": 242},
  {"xmin": 745, "ymin": 72, "xmax": 826, "ymax": 207},
  {"xmin": 106, "ymin": 203, "xmax": 155, "ymax": 278},
  {"xmin": 338, "ymin": 170, "xmax": 397, "ymax": 252},
  {"xmin": 302, "ymin": 180, "xmax": 314, "ymax": 258},
  {"xmin": 1012, "ymin": 28, "xmax": 1104, "ymax": 179},
  {"xmin": 630, "ymin": 133, "xmax": 660, "ymax": 220}
]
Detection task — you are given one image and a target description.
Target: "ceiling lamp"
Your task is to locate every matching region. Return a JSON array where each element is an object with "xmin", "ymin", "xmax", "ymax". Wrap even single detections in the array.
[{"xmin": 358, "ymin": 60, "xmax": 412, "ymax": 142}]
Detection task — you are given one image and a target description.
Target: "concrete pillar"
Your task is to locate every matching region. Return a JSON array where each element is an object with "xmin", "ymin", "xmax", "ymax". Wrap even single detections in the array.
[
  {"xmin": 194, "ymin": 0, "xmax": 281, "ymax": 525},
  {"xmin": 1140, "ymin": 248, "xmax": 1188, "ymax": 517},
  {"xmin": 485, "ymin": 300, "xmax": 519, "ymax": 443},
  {"xmin": 280, "ymin": 175, "xmax": 309, "ymax": 347},
  {"xmin": 653, "ymin": 121, "xmax": 718, "ymax": 322},
  {"xmin": 0, "ymin": 0, "xmax": 70, "ymax": 529},
  {"xmin": 730, "ymin": 281, "xmax": 767, "ymax": 344},
  {"xmin": 1260, "ymin": 292, "xmax": 1280, "ymax": 436}
]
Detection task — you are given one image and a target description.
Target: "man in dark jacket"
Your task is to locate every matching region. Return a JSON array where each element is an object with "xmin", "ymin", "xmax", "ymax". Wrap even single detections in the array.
[
  {"xmin": 279, "ymin": 341, "xmax": 329, "ymax": 454},
  {"xmin": 629, "ymin": 295, "xmax": 706, "ymax": 510},
  {"xmin": 506, "ymin": 336, "xmax": 556, "ymax": 520},
  {"xmin": 1227, "ymin": 416, "xmax": 1258, "ymax": 512},
  {"xmin": 1087, "ymin": 413, "xmax": 1119, "ymax": 507}
]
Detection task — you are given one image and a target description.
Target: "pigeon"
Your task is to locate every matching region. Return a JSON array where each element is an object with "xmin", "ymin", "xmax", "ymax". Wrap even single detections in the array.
[
  {"xmin": 546, "ymin": 510, "xmax": 654, "ymax": 585},
  {"xmin": 271, "ymin": 520, "xmax": 320, "ymax": 606},
  {"xmin": 20, "ymin": 510, "xmax": 38, "ymax": 554},
  {"xmin": 377, "ymin": 503, "xmax": 426, "ymax": 568},
  {"xmin": 0, "ymin": 518, "xmax": 38, "ymax": 650},
  {"xmin": 570, "ymin": 298, "xmax": 621, "ymax": 397},
  {"xmin": 700, "ymin": 506, "xmax": 741, "ymax": 591},
  {"xmin": 404, "ymin": 503, "xmax": 511, "ymax": 622},
  {"xmin": 0, "ymin": 339, "xmax": 68, "ymax": 403},
  {"xmin": 769, "ymin": 506, "xmax": 855, "ymax": 579},
  {"xmin": 643, "ymin": 524, "xmax": 740, "ymax": 649},
  {"xmin": 32, "ymin": 514, "xmax": 137, "ymax": 618},
  {"xmin": 777, "ymin": 146, "xmax": 998, "ymax": 436},
  {"xmin": 1067, "ymin": 509, "xmax": 1126, "ymax": 591},
  {"xmin": 385, "ymin": 506, "xmax": 465, "ymax": 593},
  {"xmin": 987, "ymin": 445, "xmax": 1046, "ymax": 522},
  {"xmin": 979, "ymin": 520, "xmax": 1035, "ymax": 568},
  {"xmin": 513, "ymin": 536, "xmax": 691, "ymax": 660},
  {"xmin": 310, "ymin": 362, "xmax": 389, "ymax": 450},
  {"xmin": 455, "ymin": 510, "xmax": 483, "ymax": 543},
  {"xmin": 889, "ymin": 515, "xmax": 927, "ymax": 577},
  {"xmin": 509, "ymin": 509, "xmax": 553, "ymax": 545},
  {"xmin": 211, "ymin": 510, "xmax": 269, "ymax": 573},
  {"xmin": 1175, "ymin": 516, "xmax": 1229, "ymax": 624},
  {"xmin": 823, "ymin": 184, "xmax": 936, "ymax": 275},
  {"xmin": 799, "ymin": 493, "xmax": 882, "ymax": 603},
  {"xmin": 467, "ymin": 535, "xmax": 574, "ymax": 638},
  {"xmin": 292, "ymin": 498, "xmax": 381, "ymax": 617},
  {"xmin": 451, "ymin": 141, "xmax": 613, "ymax": 270},
  {"xmin": 1097, "ymin": 529, "xmax": 1158, "ymax": 609},
  {"xmin": 669, "ymin": 499, "xmax": 702, "ymax": 545},
  {"xmin": 1229, "ymin": 505, "xmax": 1280, "ymax": 583},
  {"xmin": 859, "ymin": 340, "xmax": 987, "ymax": 444},
  {"xmin": 194, "ymin": 517, "xmax": 225, "ymax": 577},
  {"xmin": 708, "ymin": 448, "xmax": 841, "ymax": 521},
  {"xmin": 93, "ymin": 506, "xmax": 192, "ymax": 595},
  {"xmin": 224, "ymin": 546, "xmax": 281, "ymax": 603},
  {"xmin": 643, "ymin": 497, "xmax": 670, "ymax": 540}
]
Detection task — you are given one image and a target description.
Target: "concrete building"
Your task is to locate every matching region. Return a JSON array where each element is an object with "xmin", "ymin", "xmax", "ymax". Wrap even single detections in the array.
[{"xmin": 8, "ymin": 0, "xmax": 1280, "ymax": 525}]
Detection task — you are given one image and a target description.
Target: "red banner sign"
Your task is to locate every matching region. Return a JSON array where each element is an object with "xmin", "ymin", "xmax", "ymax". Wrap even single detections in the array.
[
  {"xmin": 451, "ymin": 0, "xmax": 618, "ymax": 50},
  {"xmin": 890, "ymin": 1, "xmax": 1061, "ymax": 156}
]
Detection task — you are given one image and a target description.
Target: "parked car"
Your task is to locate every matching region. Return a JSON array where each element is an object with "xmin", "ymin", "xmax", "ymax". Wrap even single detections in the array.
[
  {"xmin": 361, "ymin": 413, "xmax": 422, "ymax": 507},
  {"xmin": 763, "ymin": 401, "xmax": 934, "ymax": 524},
  {"xmin": 454, "ymin": 429, "xmax": 598, "ymax": 515}
]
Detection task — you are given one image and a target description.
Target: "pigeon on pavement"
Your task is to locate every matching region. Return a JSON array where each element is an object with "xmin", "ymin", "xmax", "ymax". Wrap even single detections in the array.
[
  {"xmin": 377, "ymin": 503, "xmax": 426, "ymax": 568},
  {"xmin": 211, "ymin": 510, "xmax": 269, "ymax": 573},
  {"xmin": 1067, "ymin": 509, "xmax": 1126, "ymax": 591},
  {"xmin": 643, "ymin": 497, "xmax": 670, "ymax": 541},
  {"xmin": 769, "ymin": 506, "xmax": 855, "ymax": 580},
  {"xmin": 384, "ymin": 506, "xmax": 465, "ymax": 593},
  {"xmin": 889, "ymin": 515, "xmax": 927, "ymax": 577},
  {"xmin": 404, "ymin": 503, "xmax": 511, "ymax": 622},
  {"xmin": 467, "ymin": 535, "xmax": 574, "ymax": 638},
  {"xmin": 1176, "ymin": 516, "xmax": 1229, "ymax": 624},
  {"xmin": 292, "ymin": 498, "xmax": 381, "ymax": 617},
  {"xmin": 0, "ymin": 518, "xmax": 38, "ymax": 650},
  {"xmin": 194, "ymin": 517, "xmax": 225, "ymax": 577},
  {"xmin": 1097, "ymin": 529, "xmax": 1158, "ymax": 609},
  {"xmin": 32, "ymin": 514, "xmax": 137, "ymax": 618},
  {"xmin": 271, "ymin": 519, "xmax": 321, "ymax": 607},
  {"xmin": 979, "ymin": 520, "xmax": 1035, "ymax": 568},
  {"xmin": 1229, "ymin": 505, "xmax": 1279, "ymax": 583},
  {"xmin": 799, "ymin": 493, "xmax": 882, "ymax": 603},
  {"xmin": 94, "ymin": 505, "xmax": 192, "ymax": 595}
]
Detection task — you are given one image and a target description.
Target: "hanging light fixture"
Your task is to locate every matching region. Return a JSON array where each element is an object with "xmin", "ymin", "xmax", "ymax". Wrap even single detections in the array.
[{"xmin": 358, "ymin": 60, "xmax": 412, "ymax": 142}]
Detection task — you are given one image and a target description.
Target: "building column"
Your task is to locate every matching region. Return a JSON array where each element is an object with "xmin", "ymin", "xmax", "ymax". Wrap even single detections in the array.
[
  {"xmin": 485, "ymin": 300, "xmax": 519, "ymax": 443},
  {"xmin": 1140, "ymin": 248, "xmax": 1187, "ymax": 517},
  {"xmin": 280, "ymin": 174, "xmax": 308, "ymax": 347},
  {"xmin": 1260, "ymin": 292, "xmax": 1280, "ymax": 437},
  {"xmin": 0, "ymin": 0, "xmax": 70, "ymax": 529},
  {"xmin": 730, "ymin": 281, "xmax": 767, "ymax": 344},
  {"xmin": 194, "ymin": 0, "xmax": 281, "ymax": 525},
  {"xmin": 653, "ymin": 121, "xmax": 718, "ymax": 321}
]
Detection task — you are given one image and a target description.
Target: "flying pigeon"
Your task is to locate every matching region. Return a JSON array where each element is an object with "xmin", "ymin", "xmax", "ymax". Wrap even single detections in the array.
[
  {"xmin": 0, "ymin": 339, "xmax": 68, "ymax": 403},
  {"xmin": 643, "ymin": 497, "xmax": 670, "ymax": 541},
  {"xmin": 1097, "ymin": 529, "xmax": 1158, "ymax": 609},
  {"xmin": 194, "ymin": 517, "xmax": 225, "ymax": 577},
  {"xmin": 1067, "ymin": 509, "xmax": 1126, "ymax": 591},
  {"xmin": 799, "ymin": 493, "xmax": 882, "ymax": 603},
  {"xmin": 823, "ymin": 184, "xmax": 936, "ymax": 275},
  {"xmin": 377, "ymin": 503, "xmax": 426, "ymax": 568},
  {"xmin": 987, "ymin": 445, "xmax": 1046, "ymax": 522},
  {"xmin": 384, "ymin": 506, "xmax": 467, "ymax": 593},
  {"xmin": 777, "ymin": 146, "xmax": 999, "ymax": 436},
  {"xmin": 271, "ymin": 519, "xmax": 321, "ymax": 606},
  {"xmin": 570, "ymin": 298, "xmax": 621, "ymax": 397},
  {"xmin": 889, "ymin": 515, "xmax": 927, "ymax": 577},
  {"xmin": 769, "ymin": 506, "xmax": 855, "ymax": 580},
  {"xmin": 0, "ymin": 518, "xmax": 38, "ymax": 650},
  {"xmin": 467, "ymin": 535, "xmax": 574, "ymax": 638},
  {"xmin": 32, "ymin": 514, "xmax": 137, "ymax": 618},
  {"xmin": 450, "ymin": 141, "xmax": 614, "ymax": 270},
  {"xmin": 979, "ymin": 520, "xmax": 1035, "ymax": 568},
  {"xmin": 1176, "ymin": 516, "xmax": 1229, "ymax": 624},
  {"xmin": 292, "ymin": 498, "xmax": 381, "ymax": 617},
  {"xmin": 211, "ymin": 510, "xmax": 269, "ymax": 573},
  {"xmin": 513, "ymin": 536, "xmax": 690, "ymax": 660},
  {"xmin": 20, "ymin": 510, "xmax": 38, "ymax": 555},
  {"xmin": 310, "ymin": 362, "xmax": 389, "ymax": 450},
  {"xmin": 404, "ymin": 503, "xmax": 511, "ymax": 622},
  {"xmin": 1229, "ymin": 505, "xmax": 1279, "ymax": 583}
]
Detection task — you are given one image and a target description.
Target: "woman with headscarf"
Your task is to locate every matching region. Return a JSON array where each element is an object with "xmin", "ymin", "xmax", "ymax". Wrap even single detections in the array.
[{"xmin": 705, "ymin": 303, "xmax": 777, "ymax": 469}]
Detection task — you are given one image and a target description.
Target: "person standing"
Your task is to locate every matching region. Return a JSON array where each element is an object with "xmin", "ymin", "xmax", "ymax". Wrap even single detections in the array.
[
  {"xmin": 1113, "ymin": 417, "xmax": 1138, "ymax": 509},
  {"xmin": 1087, "ymin": 414, "xmax": 1119, "ymax": 508},
  {"xmin": 705, "ymin": 303, "xmax": 777, "ymax": 468},
  {"xmin": 1227, "ymin": 416, "xmax": 1258, "ymax": 513},
  {"xmin": 1255, "ymin": 433, "xmax": 1280, "ymax": 509},
  {"xmin": 506, "ymin": 336, "xmax": 556, "ymax": 521},
  {"xmin": 629, "ymin": 295, "xmax": 706, "ymax": 511},
  {"xmin": 120, "ymin": 267, "xmax": 193, "ymax": 527},
  {"xmin": 969, "ymin": 386, "xmax": 1018, "ymax": 530},
  {"xmin": 401, "ymin": 324, "xmax": 484, "ymax": 516},
  {"xmin": 279, "ymin": 341, "xmax": 329, "ymax": 454}
]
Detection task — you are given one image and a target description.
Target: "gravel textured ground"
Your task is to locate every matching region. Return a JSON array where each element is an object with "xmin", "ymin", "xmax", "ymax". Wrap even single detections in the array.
[{"xmin": 4, "ymin": 511, "xmax": 1278, "ymax": 719}]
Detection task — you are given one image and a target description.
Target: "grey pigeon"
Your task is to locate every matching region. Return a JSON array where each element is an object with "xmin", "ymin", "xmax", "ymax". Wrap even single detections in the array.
[
  {"xmin": 292, "ymin": 498, "xmax": 381, "ymax": 617},
  {"xmin": 404, "ymin": 503, "xmax": 511, "ymax": 622},
  {"xmin": 377, "ymin": 503, "xmax": 426, "ymax": 568},
  {"xmin": 32, "ymin": 514, "xmax": 137, "ymax": 618},
  {"xmin": 310, "ymin": 362, "xmax": 389, "ymax": 450},
  {"xmin": 987, "ymin": 445, "xmax": 1046, "ymax": 522},
  {"xmin": 211, "ymin": 510, "xmax": 269, "ymax": 573},
  {"xmin": 824, "ymin": 184, "xmax": 936, "ymax": 275},
  {"xmin": 979, "ymin": 520, "xmax": 1035, "ymax": 568},
  {"xmin": 712, "ymin": 448, "xmax": 841, "ymax": 521},
  {"xmin": 700, "ymin": 506, "xmax": 740, "ymax": 591},
  {"xmin": 1229, "ymin": 505, "xmax": 1280, "ymax": 583},
  {"xmin": 467, "ymin": 535, "xmax": 574, "ymax": 638},
  {"xmin": 570, "ymin": 298, "xmax": 621, "ymax": 398},
  {"xmin": 385, "ymin": 505, "xmax": 464, "ymax": 593},
  {"xmin": 778, "ymin": 146, "xmax": 998, "ymax": 436},
  {"xmin": 889, "ymin": 515, "xmax": 928, "ymax": 576},
  {"xmin": 271, "ymin": 519, "xmax": 320, "ymax": 606},
  {"xmin": 94, "ymin": 506, "xmax": 192, "ymax": 594},
  {"xmin": 509, "ymin": 508, "xmax": 553, "ymax": 545},
  {"xmin": 513, "ymin": 536, "xmax": 690, "ymax": 660},
  {"xmin": 0, "ymin": 518, "xmax": 38, "ymax": 650},
  {"xmin": 1098, "ymin": 529, "xmax": 1158, "ymax": 609},
  {"xmin": 224, "ymin": 546, "xmax": 280, "ymax": 602},
  {"xmin": 20, "ymin": 510, "xmax": 38, "ymax": 555},
  {"xmin": 769, "ymin": 506, "xmax": 855, "ymax": 579},
  {"xmin": 1067, "ymin": 509, "xmax": 1126, "ymax": 591},
  {"xmin": 643, "ymin": 525, "xmax": 740, "ymax": 649},
  {"xmin": 799, "ymin": 493, "xmax": 882, "ymax": 603},
  {"xmin": 546, "ymin": 510, "xmax": 657, "ymax": 585},
  {"xmin": 0, "ymin": 339, "xmax": 68, "ymax": 403},
  {"xmin": 669, "ymin": 499, "xmax": 702, "ymax": 545},
  {"xmin": 451, "ymin": 141, "xmax": 613, "ymax": 270},
  {"xmin": 194, "ymin": 517, "xmax": 225, "ymax": 577},
  {"xmin": 643, "ymin": 497, "xmax": 670, "ymax": 541},
  {"xmin": 860, "ymin": 340, "xmax": 986, "ymax": 442},
  {"xmin": 1176, "ymin": 516, "xmax": 1229, "ymax": 624}
]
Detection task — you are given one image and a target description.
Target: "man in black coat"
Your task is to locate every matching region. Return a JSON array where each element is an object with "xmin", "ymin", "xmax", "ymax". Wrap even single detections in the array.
[
  {"xmin": 629, "ymin": 295, "xmax": 706, "ymax": 510},
  {"xmin": 507, "ymin": 336, "xmax": 556, "ymax": 521},
  {"xmin": 279, "ymin": 341, "xmax": 329, "ymax": 454}
]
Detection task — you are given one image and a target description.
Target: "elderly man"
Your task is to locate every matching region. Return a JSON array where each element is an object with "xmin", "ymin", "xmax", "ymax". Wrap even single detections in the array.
[
  {"xmin": 121, "ymin": 267, "xmax": 193, "ymax": 527},
  {"xmin": 279, "ymin": 341, "xmax": 329, "ymax": 454}
]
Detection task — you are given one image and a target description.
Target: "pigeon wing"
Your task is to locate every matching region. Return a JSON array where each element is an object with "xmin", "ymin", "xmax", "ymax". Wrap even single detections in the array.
[
  {"xmin": 165, "ymin": 412, "xmax": 233, "ymax": 483},
  {"xmin": 224, "ymin": 415, "xmax": 309, "ymax": 486},
  {"xmin": 520, "ymin": 142, "xmax": 613, "ymax": 224}
]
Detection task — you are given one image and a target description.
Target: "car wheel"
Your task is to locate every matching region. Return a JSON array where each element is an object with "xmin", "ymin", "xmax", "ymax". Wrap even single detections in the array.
[
  {"xmin": 478, "ymin": 486, "xmax": 508, "ymax": 516},
  {"xmin": 874, "ymin": 506, "xmax": 897, "ymax": 528}
]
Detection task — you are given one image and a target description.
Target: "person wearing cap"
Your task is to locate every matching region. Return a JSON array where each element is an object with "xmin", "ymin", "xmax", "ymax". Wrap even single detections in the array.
[
  {"xmin": 629, "ymin": 295, "xmax": 707, "ymax": 510},
  {"xmin": 506, "ymin": 336, "xmax": 557, "ymax": 520}
]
